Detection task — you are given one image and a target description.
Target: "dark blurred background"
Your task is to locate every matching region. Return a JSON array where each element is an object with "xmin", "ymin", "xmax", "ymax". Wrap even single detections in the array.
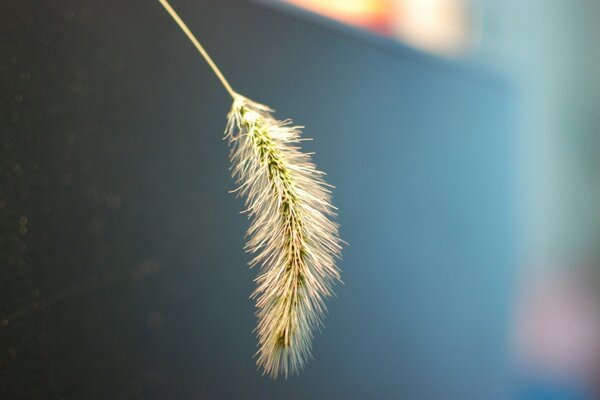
[{"xmin": 1, "ymin": 0, "xmax": 597, "ymax": 399}]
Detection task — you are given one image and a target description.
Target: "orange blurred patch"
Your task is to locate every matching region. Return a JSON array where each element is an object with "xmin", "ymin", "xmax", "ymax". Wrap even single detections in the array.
[{"xmin": 284, "ymin": 0, "xmax": 393, "ymax": 34}]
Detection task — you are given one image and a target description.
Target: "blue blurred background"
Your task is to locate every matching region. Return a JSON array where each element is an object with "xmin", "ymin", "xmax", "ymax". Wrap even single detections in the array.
[{"xmin": 2, "ymin": 0, "xmax": 599, "ymax": 399}]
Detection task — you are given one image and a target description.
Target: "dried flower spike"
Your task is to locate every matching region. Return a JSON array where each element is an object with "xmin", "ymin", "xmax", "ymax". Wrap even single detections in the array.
[
  {"xmin": 158, "ymin": 0, "xmax": 342, "ymax": 378},
  {"xmin": 226, "ymin": 95, "xmax": 342, "ymax": 377}
]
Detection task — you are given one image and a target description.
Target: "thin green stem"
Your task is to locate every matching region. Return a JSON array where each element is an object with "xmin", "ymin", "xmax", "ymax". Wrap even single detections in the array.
[{"xmin": 158, "ymin": 0, "xmax": 237, "ymax": 99}]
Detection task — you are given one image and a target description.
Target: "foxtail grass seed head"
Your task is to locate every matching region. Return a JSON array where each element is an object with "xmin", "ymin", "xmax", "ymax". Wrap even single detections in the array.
[
  {"xmin": 226, "ymin": 95, "xmax": 342, "ymax": 378},
  {"xmin": 157, "ymin": 0, "xmax": 343, "ymax": 379}
]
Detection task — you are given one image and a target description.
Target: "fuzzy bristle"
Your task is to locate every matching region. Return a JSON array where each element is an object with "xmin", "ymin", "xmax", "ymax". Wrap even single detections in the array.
[{"xmin": 225, "ymin": 94, "xmax": 342, "ymax": 378}]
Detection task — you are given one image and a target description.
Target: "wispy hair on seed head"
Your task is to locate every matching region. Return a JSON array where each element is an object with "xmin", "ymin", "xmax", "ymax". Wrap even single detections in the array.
[{"xmin": 226, "ymin": 95, "xmax": 342, "ymax": 378}]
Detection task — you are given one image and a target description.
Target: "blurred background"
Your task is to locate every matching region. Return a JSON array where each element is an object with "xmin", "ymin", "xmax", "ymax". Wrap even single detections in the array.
[
  {"xmin": 2, "ymin": 0, "xmax": 600, "ymax": 399},
  {"xmin": 279, "ymin": 0, "xmax": 600, "ymax": 255},
  {"xmin": 280, "ymin": 1, "xmax": 600, "ymax": 398}
]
